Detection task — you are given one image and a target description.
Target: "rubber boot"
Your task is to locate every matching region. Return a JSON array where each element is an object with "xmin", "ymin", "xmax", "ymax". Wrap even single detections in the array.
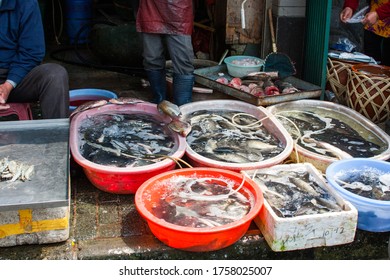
[
  {"xmin": 172, "ymin": 74, "xmax": 195, "ymax": 106},
  {"xmin": 146, "ymin": 69, "xmax": 167, "ymax": 104}
]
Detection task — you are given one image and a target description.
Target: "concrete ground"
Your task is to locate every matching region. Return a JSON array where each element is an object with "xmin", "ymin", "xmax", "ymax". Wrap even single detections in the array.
[{"xmin": 0, "ymin": 45, "xmax": 389, "ymax": 260}]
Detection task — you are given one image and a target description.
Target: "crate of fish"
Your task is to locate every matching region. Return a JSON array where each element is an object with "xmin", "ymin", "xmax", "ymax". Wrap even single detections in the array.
[
  {"xmin": 180, "ymin": 100, "xmax": 294, "ymax": 172},
  {"xmin": 0, "ymin": 119, "xmax": 70, "ymax": 247},
  {"xmin": 242, "ymin": 163, "xmax": 358, "ymax": 252}
]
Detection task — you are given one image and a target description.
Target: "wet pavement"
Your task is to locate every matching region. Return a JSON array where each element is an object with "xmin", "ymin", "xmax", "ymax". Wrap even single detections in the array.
[{"xmin": 0, "ymin": 46, "xmax": 389, "ymax": 260}]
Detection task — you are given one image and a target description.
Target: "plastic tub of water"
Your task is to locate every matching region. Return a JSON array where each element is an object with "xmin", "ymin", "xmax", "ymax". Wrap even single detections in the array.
[
  {"xmin": 69, "ymin": 88, "xmax": 118, "ymax": 112},
  {"xmin": 135, "ymin": 167, "xmax": 264, "ymax": 252},
  {"xmin": 326, "ymin": 158, "xmax": 390, "ymax": 232},
  {"xmin": 180, "ymin": 100, "xmax": 293, "ymax": 172},
  {"xmin": 69, "ymin": 102, "xmax": 186, "ymax": 194},
  {"xmin": 224, "ymin": 55, "xmax": 264, "ymax": 78}
]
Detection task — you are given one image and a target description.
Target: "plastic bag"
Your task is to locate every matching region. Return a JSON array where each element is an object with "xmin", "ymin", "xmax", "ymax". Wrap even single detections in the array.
[
  {"xmin": 346, "ymin": 6, "xmax": 369, "ymax": 23},
  {"xmin": 330, "ymin": 37, "xmax": 357, "ymax": 52}
]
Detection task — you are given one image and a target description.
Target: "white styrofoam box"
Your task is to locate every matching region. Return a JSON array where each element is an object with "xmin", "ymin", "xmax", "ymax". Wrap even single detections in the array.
[{"xmin": 243, "ymin": 163, "xmax": 358, "ymax": 252}]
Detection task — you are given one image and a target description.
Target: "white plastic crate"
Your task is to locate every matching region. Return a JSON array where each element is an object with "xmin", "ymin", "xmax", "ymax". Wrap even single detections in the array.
[{"xmin": 243, "ymin": 163, "xmax": 358, "ymax": 252}]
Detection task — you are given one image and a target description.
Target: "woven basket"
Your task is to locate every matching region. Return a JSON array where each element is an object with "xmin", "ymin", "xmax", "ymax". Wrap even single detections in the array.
[
  {"xmin": 346, "ymin": 64, "xmax": 390, "ymax": 124},
  {"xmin": 326, "ymin": 57, "xmax": 358, "ymax": 105}
]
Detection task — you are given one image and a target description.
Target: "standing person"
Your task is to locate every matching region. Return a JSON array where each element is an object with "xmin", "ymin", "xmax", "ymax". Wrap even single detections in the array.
[
  {"xmin": 0, "ymin": 0, "xmax": 69, "ymax": 119},
  {"xmin": 136, "ymin": 0, "xmax": 195, "ymax": 106},
  {"xmin": 340, "ymin": 0, "xmax": 390, "ymax": 66}
]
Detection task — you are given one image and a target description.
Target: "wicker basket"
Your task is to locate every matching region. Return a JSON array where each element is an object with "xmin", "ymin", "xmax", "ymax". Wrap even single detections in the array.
[
  {"xmin": 326, "ymin": 57, "xmax": 358, "ymax": 105},
  {"xmin": 346, "ymin": 64, "xmax": 390, "ymax": 124}
]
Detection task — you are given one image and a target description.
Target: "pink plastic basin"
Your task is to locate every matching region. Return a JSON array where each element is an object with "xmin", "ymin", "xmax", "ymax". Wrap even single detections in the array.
[{"xmin": 70, "ymin": 102, "xmax": 186, "ymax": 194}]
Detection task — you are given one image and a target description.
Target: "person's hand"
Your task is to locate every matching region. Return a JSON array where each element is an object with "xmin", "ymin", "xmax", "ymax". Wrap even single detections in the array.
[
  {"xmin": 340, "ymin": 7, "xmax": 353, "ymax": 22},
  {"xmin": 0, "ymin": 82, "xmax": 13, "ymax": 104},
  {"xmin": 0, "ymin": 104, "xmax": 10, "ymax": 110},
  {"xmin": 362, "ymin": 11, "xmax": 379, "ymax": 26}
]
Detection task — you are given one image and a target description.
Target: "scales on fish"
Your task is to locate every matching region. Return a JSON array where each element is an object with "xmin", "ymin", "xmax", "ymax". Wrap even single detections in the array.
[
  {"xmin": 184, "ymin": 109, "xmax": 284, "ymax": 164},
  {"xmin": 0, "ymin": 157, "xmax": 34, "ymax": 182},
  {"xmin": 275, "ymin": 110, "xmax": 386, "ymax": 160},
  {"xmin": 252, "ymin": 169, "xmax": 343, "ymax": 218},
  {"xmin": 70, "ymin": 97, "xmax": 145, "ymax": 118},
  {"xmin": 150, "ymin": 176, "xmax": 254, "ymax": 228},
  {"xmin": 157, "ymin": 100, "xmax": 192, "ymax": 137},
  {"xmin": 334, "ymin": 167, "xmax": 390, "ymax": 201},
  {"xmin": 79, "ymin": 113, "xmax": 176, "ymax": 168}
]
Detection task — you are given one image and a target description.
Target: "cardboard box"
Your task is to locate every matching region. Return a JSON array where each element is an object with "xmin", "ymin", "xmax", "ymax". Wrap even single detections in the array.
[{"xmin": 243, "ymin": 163, "xmax": 358, "ymax": 252}]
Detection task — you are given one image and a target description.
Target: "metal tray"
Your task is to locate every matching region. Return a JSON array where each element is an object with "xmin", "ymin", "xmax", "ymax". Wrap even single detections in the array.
[
  {"xmin": 194, "ymin": 64, "xmax": 322, "ymax": 106},
  {"xmin": 0, "ymin": 119, "xmax": 70, "ymax": 211}
]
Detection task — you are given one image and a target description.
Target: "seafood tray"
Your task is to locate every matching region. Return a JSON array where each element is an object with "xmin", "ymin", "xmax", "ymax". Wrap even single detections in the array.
[
  {"xmin": 0, "ymin": 119, "xmax": 70, "ymax": 247},
  {"xmin": 243, "ymin": 163, "xmax": 358, "ymax": 252},
  {"xmin": 194, "ymin": 64, "xmax": 322, "ymax": 106}
]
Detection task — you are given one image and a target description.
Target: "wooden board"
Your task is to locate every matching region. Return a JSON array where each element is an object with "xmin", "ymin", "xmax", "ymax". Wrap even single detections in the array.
[{"xmin": 225, "ymin": 0, "xmax": 265, "ymax": 44}]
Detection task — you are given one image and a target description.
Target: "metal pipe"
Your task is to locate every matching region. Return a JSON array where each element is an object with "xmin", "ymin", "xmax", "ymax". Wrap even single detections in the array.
[{"xmin": 241, "ymin": 0, "xmax": 248, "ymax": 29}]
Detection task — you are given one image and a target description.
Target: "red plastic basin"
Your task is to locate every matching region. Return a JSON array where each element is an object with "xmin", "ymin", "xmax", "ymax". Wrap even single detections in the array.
[
  {"xmin": 135, "ymin": 167, "xmax": 264, "ymax": 252},
  {"xmin": 69, "ymin": 102, "xmax": 186, "ymax": 194}
]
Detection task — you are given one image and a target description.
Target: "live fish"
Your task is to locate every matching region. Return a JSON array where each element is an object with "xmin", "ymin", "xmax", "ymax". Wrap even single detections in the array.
[
  {"xmin": 157, "ymin": 100, "xmax": 192, "ymax": 137},
  {"xmin": 252, "ymin": 168, "xmax": 343, "ymax": 218},
  {"xmin": 184, "ymin": 110, "xmax": 284, "ymax": 164},
  {"xmin": 152, "ymin": 176, "xmax": 253, "ymax": 228},
  {"xmin": 276, "ymin": 110, "xmax": 386, "ymax": 159},
  {"xmin": 79, "ymin": 113, "xmax": 175, "ymax": 167}
]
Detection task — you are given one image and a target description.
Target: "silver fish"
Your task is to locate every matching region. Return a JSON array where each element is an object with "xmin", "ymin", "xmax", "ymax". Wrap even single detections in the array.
[{"xmin": 70, "ymin": 99, "xmax": 108, "ymax": 118}]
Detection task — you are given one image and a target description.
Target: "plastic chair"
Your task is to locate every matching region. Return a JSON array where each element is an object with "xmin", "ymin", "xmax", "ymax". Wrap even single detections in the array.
[{"xmin": 0, "ymin": 103, "xmax": 33, "ymax": 120}]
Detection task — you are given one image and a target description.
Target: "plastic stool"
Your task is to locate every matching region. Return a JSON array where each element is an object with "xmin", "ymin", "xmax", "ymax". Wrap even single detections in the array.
[{"xmin": 0, "ymin": 103, "xmax": 33, "ymax": 120}]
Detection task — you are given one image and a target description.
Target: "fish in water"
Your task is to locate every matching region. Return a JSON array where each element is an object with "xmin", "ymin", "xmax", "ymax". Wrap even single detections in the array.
[
  {"xmin": 79, "ymin": 113, "xmax": 176, "ymax": 167},
  {"xmin": 151, "ymin": 176, "xmax": 253, "ymax": 228},
  {"xmin": 334, "ymin": 167, "xmax": 390, "ymax": 201},
  {"xmin": 277, "ymin": 110, "xmax": 386, "ymax": 159},
  {"xmin": 252, "ymin": 167, "xmax": 343, "ymax": 218},
  {"xmin": 184, "ymin": 109, "xmax": 284, "ymax": 164}
]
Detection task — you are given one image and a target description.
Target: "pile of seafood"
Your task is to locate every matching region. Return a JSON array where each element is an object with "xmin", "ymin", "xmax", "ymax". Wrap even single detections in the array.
[
  {"xmin": 333, "ymin": 167, "xmax": 390, "ymax": 201},
  {"xmin": 216, "ymin": 72, "xmax": 300, "ymax": 97},
  {"xmin": 151, "ymin": 176, "xmax": 254, "ymax": 228},
  {"xmin": 252, "ymin": 168, "xmax": 344, "ymax": 218},
  {"xmin": 184, "ymin": 109, "xmax": 284, "ymax": 164},
  {"xmin": 0, "ymin": 157, "xmax": 34, "ymax": 182}
]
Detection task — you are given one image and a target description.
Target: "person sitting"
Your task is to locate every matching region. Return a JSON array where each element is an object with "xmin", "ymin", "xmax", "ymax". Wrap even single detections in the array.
[{"xmin": 0, "ymin": 0, "xmax": 69, "ymax": 119}]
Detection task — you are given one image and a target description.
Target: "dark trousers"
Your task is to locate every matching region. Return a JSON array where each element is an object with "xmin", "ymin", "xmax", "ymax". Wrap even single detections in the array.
[
  {"xmin": 0, "ymin": 63, "xmax": 69, "ymax": 119},
  {"xmin": 364, "ymin": 30, "xmax": 390, "ymax": 66}
]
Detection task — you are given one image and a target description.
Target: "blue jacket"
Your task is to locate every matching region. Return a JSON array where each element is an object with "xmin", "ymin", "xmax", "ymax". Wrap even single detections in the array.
[{"xmin": 0, "ymin": 0, "xmax": 45, "ymax": 86}]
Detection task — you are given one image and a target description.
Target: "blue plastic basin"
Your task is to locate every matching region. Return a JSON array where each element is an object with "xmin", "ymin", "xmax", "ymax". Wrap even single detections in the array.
[
  {"xmin": 69, "ymin": 88, "xmax": 118, "ymax": 112},
  {"xmin": 326, "ymin": 158, "xmax": 390, "ymax": 232}
]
